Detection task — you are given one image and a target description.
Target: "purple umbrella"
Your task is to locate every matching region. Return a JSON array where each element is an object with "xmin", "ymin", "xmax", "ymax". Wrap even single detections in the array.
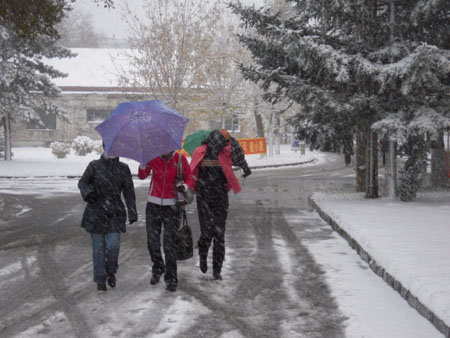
[{"xmin": 95, "ymin": 100, "xmax": 189, "ymax": 164}]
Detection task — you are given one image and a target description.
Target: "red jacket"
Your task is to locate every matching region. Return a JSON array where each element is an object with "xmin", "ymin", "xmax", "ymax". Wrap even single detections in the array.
[
  {"xmin": 190, "ymin": 144, "xmax": 241, "ymax": 194},
  {"xmin": 138, "ymin": 152, "xmax": 193, "ymax": 205}
]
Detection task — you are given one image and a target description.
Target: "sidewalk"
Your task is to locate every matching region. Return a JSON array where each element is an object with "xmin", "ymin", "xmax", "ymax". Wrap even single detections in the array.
[{"xmin": 309, "ymin": 191, "xmax": 450, "ymax": 338}]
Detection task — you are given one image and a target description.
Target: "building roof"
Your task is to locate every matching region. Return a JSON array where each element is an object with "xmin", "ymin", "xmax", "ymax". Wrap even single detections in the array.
[{"xmin": 46, "ymin": 48, "xmax": 131, "ymax": 90}]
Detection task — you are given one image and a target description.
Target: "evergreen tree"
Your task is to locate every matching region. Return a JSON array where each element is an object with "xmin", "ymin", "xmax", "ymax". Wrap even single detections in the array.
[
  {"xmin": 0, "ymin": 21, "xmax": 73, "ymax": 160},
  {"xmin": 231, "ymin": 0, "xmax": 450, "ymax": 200},
  {"xmin": 371, "ymin": 1, "xmax": 450, "ymax": 197},
  {"xmin": 397, "ymin": 133, "xmax": 428, "ymax": 201},
  {"xmin": 0, "ymin": 0, "xmax": 114, "ymax": 40}
]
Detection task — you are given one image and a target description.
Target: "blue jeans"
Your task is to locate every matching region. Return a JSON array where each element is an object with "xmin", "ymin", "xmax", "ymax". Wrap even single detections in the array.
[
  {"xmin": 146, "ymin": 203, "xmax": 181, "ymax": 286},
  {"xmin": 90, "ymin": 233, "xmax": 120, "ymax": 283}
]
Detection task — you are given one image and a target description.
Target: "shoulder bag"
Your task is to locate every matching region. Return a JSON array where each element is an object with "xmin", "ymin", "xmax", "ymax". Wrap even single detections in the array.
[{"xmin": 176, "ymin": 152, "xmax": 195, "ymax": 206}]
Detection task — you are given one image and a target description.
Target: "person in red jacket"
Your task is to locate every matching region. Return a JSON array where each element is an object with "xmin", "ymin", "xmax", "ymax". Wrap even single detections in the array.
[
  {"xmin": 190, "ymin": 129, "xmax": 251, "ymax": 280},
  {"xmin": 138, "ymin": 150, "xmax": 192, "ymax": 292}
]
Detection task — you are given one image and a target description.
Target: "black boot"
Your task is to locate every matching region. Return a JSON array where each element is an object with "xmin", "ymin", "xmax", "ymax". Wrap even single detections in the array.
[
  {"xmin": 150, "ymin": 274, "xmax": 161, "ymax": 285},
  {"xmin": 97, "ymin": 282, "xmax": 107, "ymax": 291},
  {"xmin": 150, "ymin": 268, "xmax": 165, "ymax": 285},
  {"xmin": 199, "ymin": 255, "xmax": 208, "ymax": 273},
  {"xmin": 107, "ymin": 273, "xmax": 116, "ymax": 288},
  {"xmin": 166, "ymin": 283, "xmax": 177, "ymax": 292}
]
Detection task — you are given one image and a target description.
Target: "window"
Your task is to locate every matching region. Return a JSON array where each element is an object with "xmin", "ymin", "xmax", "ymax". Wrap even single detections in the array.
[
  {"xmin": 27, "ymin": 109, "xmax": 56, "ymax": 130},
  {"xmin": 210, "ymin": 111, "xmax": 240, "ymax": 133},
  {"xmin": 210, "ymin": 119, "xmax": 222, "ymax": 130},
  {"xmin": 87, "ymin": 108, "xmax": 111, "ymax": 123}
]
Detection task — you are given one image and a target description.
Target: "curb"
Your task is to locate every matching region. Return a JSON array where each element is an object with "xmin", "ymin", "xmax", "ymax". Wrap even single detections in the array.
[
  {"xmin": 247, "ymin": 158, "xmax": 315, "ymax": 170},
  {"xmin": 0, "ymin": 159, "xmax": 316, "ymax": 179},
  {"xmin": 308, "ymin": 195, "xmax": 450, "ymax": 338}
]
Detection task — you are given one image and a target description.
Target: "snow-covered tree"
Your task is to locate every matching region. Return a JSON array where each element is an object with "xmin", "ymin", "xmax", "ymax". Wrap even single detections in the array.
[
  {"xmin": 0, "ymin": 21, "xmax": 73, "ymax": 160},
  {"xmin": 231, "ymin": 0, "xmax": 450, "ymax": 200},
  {"xmin": 194, "ymin": 13, "xmax": 255, "ymax": 130},
  {"xmin": 58, "ymin": 8, "xmax": 104, "ymax": 48},
  {"xmin": 230, "ymin": 1, "xmax": 384, "ymax": 196},
  {"xmin": 0, "ymin": 0, "xmax": 114, "ymax": 39},
  {"xmin": 0, "ymin": 0, "xmax": 69, "ymax": 39},
  {"xmin": 371, "ymin": 1, "xmax": 450, "ymax": 196},
  {"xmin": 117, "ymin": 0, "xmax": 225, "ymax": 114},
  {"xmin": 397, "ymin": 134, "xmax": 428, "ymax": 202}
]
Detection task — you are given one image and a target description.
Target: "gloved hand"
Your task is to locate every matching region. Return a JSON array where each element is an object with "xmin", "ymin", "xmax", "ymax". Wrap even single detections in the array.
[
  {"xmin": 242, "ymin": 167, "xmax": 252, "ymax": 178},
  {"xmin": 129, "ymin": 218, "xmax": 137, "ymax": 225},
  {"xmin": 86, "ymin": 192, "xmax": 98, "ymax": 204},
  {"xmin": 176, "ymin": 183, "xmax": 186, "ymax": 192}
]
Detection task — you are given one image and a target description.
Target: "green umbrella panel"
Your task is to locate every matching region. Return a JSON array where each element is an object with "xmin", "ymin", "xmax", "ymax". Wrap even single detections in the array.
[{"xmin": 183, "ymin": 130, "xmax": 211, "ymax": 156}]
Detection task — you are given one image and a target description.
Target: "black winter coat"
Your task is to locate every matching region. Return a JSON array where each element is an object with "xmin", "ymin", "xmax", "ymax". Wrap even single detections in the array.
[{"xmin": 78, "ymin": 154, "xmax": 137, "ymax": 234}]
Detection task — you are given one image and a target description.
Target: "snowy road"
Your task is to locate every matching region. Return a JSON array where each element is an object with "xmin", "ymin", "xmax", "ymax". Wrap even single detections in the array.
[{"xmin": 0, "ymin": 155, "xmax": 443, "ymax": 337}]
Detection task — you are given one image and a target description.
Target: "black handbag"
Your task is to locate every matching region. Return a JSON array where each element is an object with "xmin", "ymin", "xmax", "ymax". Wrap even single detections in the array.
[{"xmin": 176, "ymin": 209, "xmax": 193, "ymax": 260}]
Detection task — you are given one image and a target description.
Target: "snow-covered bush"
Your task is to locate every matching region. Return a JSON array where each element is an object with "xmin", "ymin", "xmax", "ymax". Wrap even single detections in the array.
[
  {"xmin": 398, "ymin": 134, "xmax": 428, "ymax": 202},
  {"xmin": 71, "ymin": 136, "xmax": 95, "ymax": 156},
  {"xmin": 50, "ymin": 141, "xmax": 71, "ymax": 159}
]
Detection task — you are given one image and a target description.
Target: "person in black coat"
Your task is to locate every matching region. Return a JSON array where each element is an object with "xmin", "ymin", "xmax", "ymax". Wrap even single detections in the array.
[
  {"xmin": 78, "ymin": 145, "xmax": 137, "ymax": 291},
  {"xmin": 194, "ymin": 130, "xmax": 251, "ymax": 281}
]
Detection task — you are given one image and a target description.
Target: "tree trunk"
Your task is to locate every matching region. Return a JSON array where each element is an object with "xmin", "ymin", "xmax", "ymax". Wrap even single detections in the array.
[
  {"xmin": 366, "ymin": 128, "xmax": 378, "ymax": 198},
  {"xmin": 275, "ymin": 114, "xmax": 280, "ymax": 155},
  {"xmin": 268, "ymin": 113, "xmax": 274, "ymax": 156},
  {"xmin": 356, "ymin": 128, "xmax": 367, "ymax": 192},
  {"xmin": 386, "ymin": 138, "xmax": 397, "ymax": 199},
  {"xmin": 431, "ymin": 131, "xmax": 448, "ymax": 188},
  {"xmin": 283, "ymin": 124, "xmax": 288, "ymax": 144},
  {"xmin": 253, "ymin": 96, "xmax": 265, "ymax": 138},
  {"xmin": 4, "ymin": 112, "xmax": 12, "ymax": 161}
]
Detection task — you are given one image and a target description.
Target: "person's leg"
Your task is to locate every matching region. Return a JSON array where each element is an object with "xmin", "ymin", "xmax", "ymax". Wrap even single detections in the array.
[
  {"xmin": 211, "ymin": 190, "xmax": 228, "ymax": 279},
  {"xmin": 91, "ymin": 233, "xmax": 107, "ymax": 289},
  {"xmin": 146, "ymin": 203, "xmax": 165, "ymax": 283},
  {"xmin": 162, "ymin": 206, "xmax": 181, "ymax": 290},
  {"xmin": 212, "ymin": 205, "xmax": 228, "ymax": 279},
  {"xmin": 196, "ymin": 195, "xmax": 214, "ymax": 273},
  {"xmin": 105, "ymin": 232, "xmax": 120, "ymax": 287}
]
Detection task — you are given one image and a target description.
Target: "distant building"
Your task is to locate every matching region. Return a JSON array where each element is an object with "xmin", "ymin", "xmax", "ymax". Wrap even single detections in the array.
[{"xmin": 12, "ymin": 48, "xmax": 251, "ymax": 147}]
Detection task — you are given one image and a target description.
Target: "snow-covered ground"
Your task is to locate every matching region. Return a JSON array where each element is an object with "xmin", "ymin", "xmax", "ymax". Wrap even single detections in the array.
[
  {"xmin": 1, "ymin": 145, "xmax": 448, "ymax": 337},
  {"xmin": 0, "ymin": 145, "xmax": 323, "ymax": 197},
  {"xmin": 310, "ymin": 191, "xmax": 450, "ymax": 337},
  {"xmin": 0, "ymin": 145, "xmax": 321, "ymax": 177}
]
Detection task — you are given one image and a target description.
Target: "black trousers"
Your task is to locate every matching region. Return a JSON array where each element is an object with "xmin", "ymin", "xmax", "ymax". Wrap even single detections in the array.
[
  {"xmin": 196, "ymin": 188, "xmax": 228, "ymax": 274},
  {"xmin": 145, "ymin": 202, "xmax": 181, "ymax": 285}
]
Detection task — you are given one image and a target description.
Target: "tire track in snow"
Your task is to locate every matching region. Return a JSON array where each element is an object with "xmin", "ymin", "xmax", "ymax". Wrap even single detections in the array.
[{"xmin": 35, "ymin": 219, "xmax": 93, "ymax": 338}]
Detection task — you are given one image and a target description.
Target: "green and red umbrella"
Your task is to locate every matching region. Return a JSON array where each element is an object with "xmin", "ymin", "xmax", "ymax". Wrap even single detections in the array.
[{"xmin": 182, "ymin": 129, "xmax": 211, "ymax": 156}]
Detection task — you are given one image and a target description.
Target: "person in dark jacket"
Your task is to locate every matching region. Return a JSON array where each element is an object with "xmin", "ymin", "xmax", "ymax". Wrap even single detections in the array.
[
  {"xmin": 138, "ymin": 150, "xmax": 192, "ymax": 292},
  {"xmin": 343, "ymin": 136, "xmax": 354, "ymax": 167},
  {"xmin": 190, "ymin": 129, "xmax": 251, "ymax": 280},
  {"xmin": 78, "ymin": 144, "xmax": 137, "ymax": 291}
]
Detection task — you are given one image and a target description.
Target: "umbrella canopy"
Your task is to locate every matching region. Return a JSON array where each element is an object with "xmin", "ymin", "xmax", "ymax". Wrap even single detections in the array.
[
  {"xmin": 182, "ymin": 129, "xmax": 211, "ymax": 156},
  {"xmin": 95, "ymin": 100, "xmax": 189, "ymax": 164}
]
